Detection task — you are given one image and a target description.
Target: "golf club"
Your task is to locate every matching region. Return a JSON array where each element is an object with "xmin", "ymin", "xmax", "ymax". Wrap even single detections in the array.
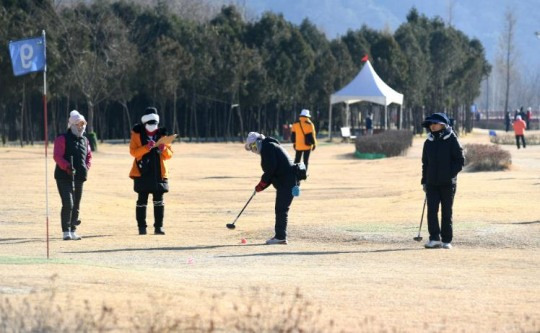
[
  {"xmin": 70, "ymin": 156, "xmax": 75, "ymax": 192},
  {"xmin": 413, "ymin": 196, "xmax": 427, "ymax": 242},
  {"xmin": 226, "ymin": 190, "xmax": 256, "ymax": 230}
]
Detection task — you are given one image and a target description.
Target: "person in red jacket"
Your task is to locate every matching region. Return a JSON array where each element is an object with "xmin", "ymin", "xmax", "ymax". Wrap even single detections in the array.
[{"xmin": 513, "ymin": 115, "xmax": 527, "ymax": 149}]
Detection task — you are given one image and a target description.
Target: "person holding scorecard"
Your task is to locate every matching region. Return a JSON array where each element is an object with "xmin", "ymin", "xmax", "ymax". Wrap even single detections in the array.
[{"xmin": 129, "ymin": 107, "xmax": 175, "ymax": 235}]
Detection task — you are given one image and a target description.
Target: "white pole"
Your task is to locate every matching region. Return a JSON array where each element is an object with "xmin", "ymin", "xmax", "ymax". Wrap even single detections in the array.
[
  {"xmin": 328, "ymin": 99, "xmax": 332, "ymax": 139},
  {"xmin": 42, "ymin": 30, "xmax": 50, "ymax": 259}
]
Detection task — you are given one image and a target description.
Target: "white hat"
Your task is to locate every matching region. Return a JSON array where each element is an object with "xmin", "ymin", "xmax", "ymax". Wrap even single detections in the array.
[
  {"xmin": 244, "ymin": 132, "xmax": 265, "ymax": 150},
  {"xmin": 67, "ymin": 110, "xmax": 86, "ymax": 128},
  {"xmin": 141, "ymin": 107, "xmax": 160, "ymax": 124},
  {"xmin": 516, "ymin": 115, "xmax": 522, "ymax": 120},
  {"xmin": 300, "ymin": 109, "xmax": 311, "ymax": 118},
  {"xmin": 528, "ymin": 107, "xmax": 532, "ymax": 111}
]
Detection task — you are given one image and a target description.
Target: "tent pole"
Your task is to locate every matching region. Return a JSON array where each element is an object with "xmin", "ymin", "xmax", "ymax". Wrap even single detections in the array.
[
  {"xmin": 346, "ymin": 103, "xmax": 350, "ymax": 129},
  {"xmin": 398, "ymin": 104, "xmax": 403, "ymax": 129},
  {"xmin": 384, "ymin": 104, "xmax": 388, "ymax": 130},
  {"xmin": 328, "ymin": 99, "xmax": 332, "ymax": 140}
]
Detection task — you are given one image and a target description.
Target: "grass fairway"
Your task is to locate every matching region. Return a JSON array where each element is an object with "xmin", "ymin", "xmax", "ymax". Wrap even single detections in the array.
[{"xmin": 0, "ymin": 130, "xmax": 539, "ymax": 332}]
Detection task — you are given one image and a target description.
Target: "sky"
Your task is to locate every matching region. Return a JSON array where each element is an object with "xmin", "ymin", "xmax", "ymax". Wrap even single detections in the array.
[{"xmin": 239, "ymin": 0, "xmax": 540, "ymax": 71}]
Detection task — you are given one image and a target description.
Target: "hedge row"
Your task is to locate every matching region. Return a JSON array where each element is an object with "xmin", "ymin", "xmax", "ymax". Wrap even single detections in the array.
[
  {"xmin": 355, "ymin": 130, "xmax": 414, "ymax": 158},
  {"xmin": 464, "ymin": 144, "xmax": 511, "ymax": 171}
]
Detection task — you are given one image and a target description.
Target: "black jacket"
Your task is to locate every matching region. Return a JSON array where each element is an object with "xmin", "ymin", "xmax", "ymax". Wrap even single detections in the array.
[
  {"xmin": 260, "ymin": 137, "xmax": 295, "ymax": 189},
  {"xmin": 421, "ymin": 128, "xmax": 464, "ymax": 186}
]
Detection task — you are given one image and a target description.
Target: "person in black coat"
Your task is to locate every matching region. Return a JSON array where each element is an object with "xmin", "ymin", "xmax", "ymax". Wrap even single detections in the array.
[
  {"xmin": 53, "ymin": 110, "xmax": 92, "ymax": 240},
  {"xmin": 421, "ymin": 113, "xmax": 465, "ymax": 249},
  {"xmin": 245, "ymin": 132, "xmax": 296, "ymax": 244}
]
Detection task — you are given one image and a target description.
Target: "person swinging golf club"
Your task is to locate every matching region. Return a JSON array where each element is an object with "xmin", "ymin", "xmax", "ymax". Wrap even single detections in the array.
[
  {"xmin": 245, "ymin": 132, "xmax": 296, "ymax": 245},
  {"xmin": 53, "ymin": 110, "xmax": 92, "ymax": 240},
  {"xmin": 129, "ymin": 107, "xmax": 173, "ymax": 235},
  {"xmin": 420, "ymin": 113, "xmax": 464, "ymax": 249}
]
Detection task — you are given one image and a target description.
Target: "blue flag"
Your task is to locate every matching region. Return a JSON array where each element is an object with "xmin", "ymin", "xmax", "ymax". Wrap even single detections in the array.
[{"xmin": 9, "ymin": 36, "xmax": 46, "ymax": 76}]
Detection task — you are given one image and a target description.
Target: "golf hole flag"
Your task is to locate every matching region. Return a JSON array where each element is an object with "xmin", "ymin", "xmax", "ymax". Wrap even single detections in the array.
[{"xmin": 9, "ymin": 36, "xmax": 46, "ymax": 76}]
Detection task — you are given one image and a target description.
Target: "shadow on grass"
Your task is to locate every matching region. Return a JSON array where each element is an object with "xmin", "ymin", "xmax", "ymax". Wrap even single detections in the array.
[
  {"xmin": 216, "ymin": 247, "xmax": 421, "ymax": 258},
  {"xmin": 0, "ymin": 238, "xmax": 42, "ymax": 244},
  {"xmin": 495, "ymin": 220, "xmax": 540, "ymax": 225},
  {"xmin": 62, "ymin": 243, "xmax": 265, "ymax": 254}
]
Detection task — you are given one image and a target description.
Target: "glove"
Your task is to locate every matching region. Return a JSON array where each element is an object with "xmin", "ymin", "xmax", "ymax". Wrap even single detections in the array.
[
  {"xmin": 158, "ymin": 144, "xmax": 166, "ymax": 153},
  {"xmin": 451, "ymin": 177, "xmax": 457, "ymax": 185},
  {"xmin": 255, "ymin": 181, "xmax": 269, "ymax": 192},
  {"xmin": 422, "ymin": 184, "xmax": 427, "ymax": 193},
  {"xmin": 146, "ymin": 140, "xmax": 156, "ymax": 150},
  {"xmin": 312, "ymin": 145, "xmax": 316, "ymax": 151}
]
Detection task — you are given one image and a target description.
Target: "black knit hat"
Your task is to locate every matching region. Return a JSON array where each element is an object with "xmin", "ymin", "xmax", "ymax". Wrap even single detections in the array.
[{"xmin": 141, "ymin": 107, "xmax": 159, "ymax": 124}]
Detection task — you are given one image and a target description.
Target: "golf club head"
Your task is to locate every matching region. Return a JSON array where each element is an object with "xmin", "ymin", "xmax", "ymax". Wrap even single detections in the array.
[
  {"xmin": 413, "ymin": 236, "xmax": 423, "ymax": 242},
  {"xmin": 226, "ymin": 223, "xmax": 236, "ymax": 230}
]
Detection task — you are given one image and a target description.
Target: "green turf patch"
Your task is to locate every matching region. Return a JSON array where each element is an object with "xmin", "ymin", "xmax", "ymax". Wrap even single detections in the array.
[
  {"xmin": 354, "ymin": 151, "xmax": 386, "ymax": 159},
  {"xmin": 0, "ymin": 256, "xmax": 75, "ymax": 265}
]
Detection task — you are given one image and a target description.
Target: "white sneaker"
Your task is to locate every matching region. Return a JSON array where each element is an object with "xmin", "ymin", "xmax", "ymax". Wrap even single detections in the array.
[
  {"xmin": 265, "ymin": 237, "xmax": 288, "ymax": 245},
  {"xmin": 442, "ymin": 242, "xmax": 452, "ymax": 249},
  {"xmin": 70, "ymin": 231, "xmax": 82, "ymax": 240},
  {"xmin": 63, "ymin": 232, "xmax": 72, "ymax": 241},
  {"xmin": 424, "ymin": 240, "xmax": 442, "ymax": 248}
]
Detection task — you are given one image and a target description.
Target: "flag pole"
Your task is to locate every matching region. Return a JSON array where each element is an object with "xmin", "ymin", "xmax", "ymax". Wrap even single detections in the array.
[{"xmin": 42, "ymin": 30, "xmax": 49, "ymax": 259}]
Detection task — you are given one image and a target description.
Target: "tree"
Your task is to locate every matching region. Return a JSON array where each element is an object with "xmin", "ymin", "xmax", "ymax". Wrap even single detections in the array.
[{"xmin": 498, "ymin": 7, "xmax": 518, "ymax": 119}]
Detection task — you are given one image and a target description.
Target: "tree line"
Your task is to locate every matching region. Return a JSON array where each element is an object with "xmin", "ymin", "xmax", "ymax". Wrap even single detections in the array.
[{"xmin": 0, "ymin": 0, "xmax": 491, "ymax": 147}]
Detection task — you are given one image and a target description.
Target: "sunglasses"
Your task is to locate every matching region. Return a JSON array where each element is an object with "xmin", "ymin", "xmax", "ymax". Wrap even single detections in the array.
[{"xmin": 145, "ymin": 120, "xmax": 158, "ymax": 125}]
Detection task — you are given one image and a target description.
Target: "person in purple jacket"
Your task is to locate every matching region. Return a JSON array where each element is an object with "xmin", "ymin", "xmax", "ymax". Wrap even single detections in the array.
[{"xmin": 53, "ymin": 110, "xmax": 92, "ymax": 240}]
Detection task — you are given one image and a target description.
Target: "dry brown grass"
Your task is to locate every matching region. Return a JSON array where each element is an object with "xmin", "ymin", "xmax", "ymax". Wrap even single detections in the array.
[{"xmin": 0, "ymin": 129, "xmax": 539, "ymax": 332}]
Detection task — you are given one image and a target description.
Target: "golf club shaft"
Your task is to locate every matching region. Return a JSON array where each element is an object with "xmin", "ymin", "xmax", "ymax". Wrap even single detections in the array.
[
  {"xmin": 231, "ymin": 190, "xmax": 256, "ymax": 225},
  {"xmin": 70, "ymin": 156, "xmax": 75, "ymax": 192},
  {"xmin": 417, "ymin": 196, "xmax": 427, "ymax": 236}
]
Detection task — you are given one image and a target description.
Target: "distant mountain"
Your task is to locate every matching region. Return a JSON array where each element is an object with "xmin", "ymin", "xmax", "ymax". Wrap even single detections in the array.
[{"xmin": 242, "ymin": 0, "xmax": 540, "ymax": 71}]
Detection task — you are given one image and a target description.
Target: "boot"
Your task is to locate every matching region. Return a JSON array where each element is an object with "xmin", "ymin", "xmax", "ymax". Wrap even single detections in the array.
[
  {"xmin": 136, "ymin": 205, "xmax": 147, "ymax": 235},
  {"xmin": 154, "ymin": 204, "xmax": 164, "ymax": 235}
]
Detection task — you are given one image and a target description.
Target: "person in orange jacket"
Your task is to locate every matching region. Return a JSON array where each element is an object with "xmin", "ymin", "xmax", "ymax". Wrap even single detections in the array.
[
  {"xmin": 129, "ymin": 107, "xmax": 173, "ymax": 235},
  {"xmin": 513, "ymin": 115, "xmax": 527, "ymax": 149},
  {"xmin": 291, "ymin": 109, "xmax": 317, "ymax": 170}
]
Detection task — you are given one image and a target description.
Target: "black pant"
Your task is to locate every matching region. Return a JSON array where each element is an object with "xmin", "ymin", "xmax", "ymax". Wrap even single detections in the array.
[
  {"xmin": 136, "ymin": 192, "xmax": 164, "ymax": 230},
  {"xmin": 56, "ymin": 179, "xmax": 84, "ymax": 232},
  {"xmin": 515, "ymin": 135, "xmax": 526, "ymax": 149},
  {"xmin": 274, "ymin": 187, "xmax": 294, "ymax": 240},
  {"xmin": 426, "ymin": 184, "xmax": 456, "ymax": 243},
  {"xmin": 294, "ymin": 150, "xmax": 311, "ymax": 169}
]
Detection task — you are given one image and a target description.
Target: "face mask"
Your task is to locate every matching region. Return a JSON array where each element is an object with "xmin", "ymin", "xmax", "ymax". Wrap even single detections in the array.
[
  {"xmin": 145, "ymin": 124, "xmax": 158, "ymax": 132},
  {"xmin": 70, "ymin": 124, "xmax": 86, "ymax": 137}
]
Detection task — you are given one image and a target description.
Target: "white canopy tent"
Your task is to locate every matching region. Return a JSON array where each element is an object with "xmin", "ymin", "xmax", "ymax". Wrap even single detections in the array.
[{"xmin": 328, "ymin": 60, "xmax": 404, "ymax": 138}]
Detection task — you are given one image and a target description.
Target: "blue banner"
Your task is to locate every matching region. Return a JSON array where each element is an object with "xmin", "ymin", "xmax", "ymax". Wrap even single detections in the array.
[{"xmin": 9, "ymin": 36, "xmax": 46, "ymax": 76}]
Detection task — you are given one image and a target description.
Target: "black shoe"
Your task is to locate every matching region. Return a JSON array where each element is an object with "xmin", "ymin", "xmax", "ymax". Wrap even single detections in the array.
[
  {"xmin": 139, "ymin": 228, "xmax": 147, "ymax": 235},
  {"xmin": 154, "ymin": 228, "xmax": 165, "ymax": 235}
]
